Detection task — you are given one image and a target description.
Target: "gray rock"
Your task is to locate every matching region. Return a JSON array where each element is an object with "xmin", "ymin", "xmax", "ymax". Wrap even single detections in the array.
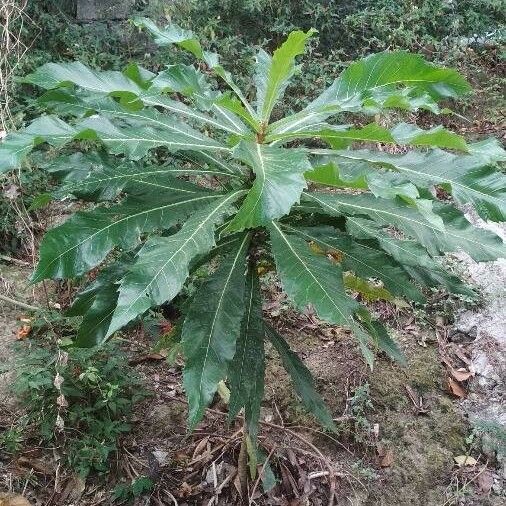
[{"xmin": 76, "ymin": 0, "xmax": 135, "ymax": 21}]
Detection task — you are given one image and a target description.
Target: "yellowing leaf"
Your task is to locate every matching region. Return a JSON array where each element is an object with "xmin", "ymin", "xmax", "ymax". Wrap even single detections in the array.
[{"xmin": 454, "ymin": 455, "xmax": 478, "ymax": 467}]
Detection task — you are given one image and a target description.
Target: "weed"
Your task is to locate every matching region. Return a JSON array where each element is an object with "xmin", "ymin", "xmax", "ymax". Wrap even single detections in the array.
[{"xmin": 4, "ymin": 329, "xmax": 147, "ymax": 476}]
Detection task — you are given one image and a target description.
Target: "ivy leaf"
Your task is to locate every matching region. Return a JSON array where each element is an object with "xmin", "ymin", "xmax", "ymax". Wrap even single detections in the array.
[
  {"xmin": 229, "ymin": 266, "xmax": 265, "ymax": 442},
  {"xmin": 106, "ymin": 191, "xmax": 244, "ymax": 338},
  {"xmin": 226, "ymin": 141, "xmax": 311, "ymax": 231},
  {"xmin": 182, "ymin": 233, "xmax": 251, "ymax": 429},
  {"xmin": 266, "ymin": 325, "xmax": 336, "ymax": 431}
]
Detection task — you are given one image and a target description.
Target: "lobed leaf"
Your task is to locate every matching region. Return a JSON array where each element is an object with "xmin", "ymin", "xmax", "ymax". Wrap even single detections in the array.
[
  {"xmin": 313, "ymin": 147, "xmax": 506, "ymax": 222},
  {"xmin": 254, "ymin": 29, "xmax": 316, "ymax": 122},
  {"xmin": 269, "ymin": 51, "xmax": 471, "ymax": 136},
  {"xmin": 106, "ymin": 191, "xmax": 244, "ymax": 338},
  {"xmin": 228, "ymin": 265, "xmax": 265, "ymax": 442},
  {"xmin": 226, "ymin": 141, "xmax": 311, "ymax": 231},
  {"xmin": 268, "ymin": 221, "xmax": 360, "ymax": 325},
  {"xmin": 302, "ymin": 191, "xmax": 505, "ymax": 261},
  {"xmin": 182, "ymin": 233, "xmax": 251, "ymax": 429},
  {"xmin": 32, "ymin": 184, "xmax": 217, "ymax": 281},
  {"xmin": 283, "ymin": 224, "xmax": 424, "ymax": 303}
]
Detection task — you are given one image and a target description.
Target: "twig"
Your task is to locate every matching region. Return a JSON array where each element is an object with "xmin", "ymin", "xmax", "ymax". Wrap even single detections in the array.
[
  {"xmin": 0, "ymin": 254, "xmax": 30, "ymax": 266},
  {"xmin": 0, "ymin": 292, "xmax": 40, "ymax": 311},
  {"xmin": 249, "ymin": 445, "xmax": 276, "ymax": 504}
]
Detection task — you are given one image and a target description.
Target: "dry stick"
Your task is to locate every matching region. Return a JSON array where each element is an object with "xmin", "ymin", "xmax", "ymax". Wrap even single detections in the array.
[
  {"xmin": 0, "ymin": 293, "xmax": 40, "ymax": 311},
  {"xmin": 206, "ymin": 408, "xmax": 337, "ymax": 506},
  {"xmin": 249, "ymin": 445, "xmax": 276, "ymax": 505},
  {"xmin": 0, "ymin": 254, "xmax": 31, "ymax": 266}
]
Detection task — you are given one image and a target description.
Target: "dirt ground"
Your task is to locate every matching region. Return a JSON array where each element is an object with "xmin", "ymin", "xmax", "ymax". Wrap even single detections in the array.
[{"xmin": 0, "ymin": 252, "xmax": 505, "ymax": 505}]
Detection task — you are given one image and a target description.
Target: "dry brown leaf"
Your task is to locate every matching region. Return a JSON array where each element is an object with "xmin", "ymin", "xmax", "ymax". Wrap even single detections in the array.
[
  {"xmin": 380, "ymin": 449, "xmax": 395, "ymax": 467},
  {"xmin": 16, "ymin": 325, "xmax": 31, "ymax": 340},
  {"xmin": 0, "ymin": 494, "xmax": 31, "ymax": 506},
  {"xmin": 178, "ymin": 482, "xmax": 194, "ymax": 498},
  {"xmin": 450, "ymin": 368, "xmax": 473, "ymax": 382},
  {"xmin": 128, "ymin": 352, "xmax": 166, "ymax": 365},
  {"xmin": 192, "ymin": 436, "xmax": 210, "ymax": 460},
  {"xmin": 447, "ymin": 377, "xmax": 466, "ymax": 398},
  {"xmin": 454, "ymin": 455, "xmax": 478, "ymax": 467},
  {"xmin": 17, "ymin": 456, "xmax": 54, "ymax": 475},
  {"xmin": 377, "ymin": 444, "xmax": 395, "ymax": 467}
]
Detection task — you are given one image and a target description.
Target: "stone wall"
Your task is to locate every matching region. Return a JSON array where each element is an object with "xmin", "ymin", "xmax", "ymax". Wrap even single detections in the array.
[{"xmin": 75, "ymin": 0, "xmax": 135, "ymax": 21}]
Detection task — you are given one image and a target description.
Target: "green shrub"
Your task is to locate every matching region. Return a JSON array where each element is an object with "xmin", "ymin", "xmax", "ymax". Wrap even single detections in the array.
[
  {"xmin": 0, "ymin": 21, "xmax": 504, "ymax": 449},
  {"xmin": 4, "ymin": 331, "xmax": 146, "ymax": 476}
]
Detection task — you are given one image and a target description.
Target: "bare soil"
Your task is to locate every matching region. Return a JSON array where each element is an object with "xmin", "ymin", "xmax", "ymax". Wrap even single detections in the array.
[{"xmin": 0, "ymin": 258, "xmax": 504, "ymax": 506}]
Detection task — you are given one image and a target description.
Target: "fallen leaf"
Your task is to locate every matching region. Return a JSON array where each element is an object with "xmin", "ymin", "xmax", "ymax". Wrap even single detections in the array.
[
  {"xmin": 454, "ymin": 455, "xmax": 478, "ymax": 467},
  {"xmin": 159, "ymin": 319, "xmax": 173, "ymax": 334},
  {"xmin": 178, "ymin": 482, "xmax": 194, "ymax": 498},
  {"xmin": 192, "ymin": 436, "xmax": 210, "ymax": 460},
  {"xmin": 380, "ymin": 449, "xmax": 394, "ymax": 467},
  {"xmin": 377, "ymin": 444, "xmax": 395, "ymax": 467},
  {"xmin": 17, "ymin": 456, "xmax": 54, "ymax": 475},
  {"xmin": 0, "ymin": 494, "xmax": 31, "ymax": 506},
  {"xmin": 128, "ymin": 352, "xmax": 166, "ymax": 365},
  {"xmin": 450, "ymin": 368, "xmax": 473, "ymax": 382},
  {"xmin": 447, "ymin": 377, "xmax": 466, "ymax": 398},
  {"xmin": 16, "ymin": 325, "xmax": 31, "ymax": 340}
]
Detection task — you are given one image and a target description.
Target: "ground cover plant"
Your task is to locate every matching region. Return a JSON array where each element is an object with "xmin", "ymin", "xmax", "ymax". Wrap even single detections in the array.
[
  {"xmin": 2, "ymin": 332, "xmax": 146, "ymax": 477},
  {"xmin": 0, "ymin": 18, "xmax": 505, "ymax": 453}
]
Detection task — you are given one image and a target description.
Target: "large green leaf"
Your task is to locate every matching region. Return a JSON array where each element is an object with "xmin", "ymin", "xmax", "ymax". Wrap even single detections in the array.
[
  {"xmin": 23, "ymin": 61, "xmax": 142, "ymax": 97},
  {"xmin": 345, "ymin": 217, "xmax": 475, "ymax": 296},
  {"xmin": 0, "ymin": 115, "xmax": 96, "ymax": 173},
  {"xmin": 254, "ymin": 29, "xmax": 316, "ymax": 121},
  {"xmin": 228, "ymin": 265, "xmax": 265, "ymax": 441},
  {"xmin": 132, "ymin": 17, "xmax": 207, "ymax": 61},
  {"xmin": 66, "ymin": 259, "xmax": 131, "ymax": 347},
  {"xmin": 269, "ymin": 51, "xmax": 470, "ymax": 136},
  {"xmin": 32, "ymin": 184, "xmax": 217, "ymax": 282},
  {"xmin": 133, "ymin": 17, "xmax": 258, "ymax": 124},
  {"xmin": 282, "ymin": 224, "xmax": 424, "ymax": 302},
  {"xmin": 182, "ymin": 233, "xmax": 251, "ymax": 429},
  {"xmin": 106, "ymin": 190, "xmax": 244, "ymax": 338},
  {"xmin": 313, "ymin": 147, "xmax": 506, "ymax": 222},
  {"xmin": 302, "ymin": 192, "xmax": 505, "ymax": 261},
  {"xmin": 268, "ymin": 221, "xmax": 360, "ymax": 325},
  {"xmin": 49, "ymin": 153, "xmax": 241, "ymax": 202},
  {"xmin": 266, "ymin": 325, "xmax": 336, "ymax": 431},
  {"xmin": 1, "ymin": 108, "xmax": 230, "ymax": 174},
  {"xmin": 269, "ymin": 122, "xmax": 469, "ymax": 152},
  {"xmin": 226, "ymin": 141, "xmax": 311, "ymax": 231},
  {"xmin": 77, "ymin": 115, "xmax": 227, "ymax": 159}
]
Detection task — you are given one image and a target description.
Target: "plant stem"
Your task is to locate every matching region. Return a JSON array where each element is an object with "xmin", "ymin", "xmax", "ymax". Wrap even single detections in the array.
[{"xmin": 0, "ymin": 293, "xmax": 40, "ymax": 311}]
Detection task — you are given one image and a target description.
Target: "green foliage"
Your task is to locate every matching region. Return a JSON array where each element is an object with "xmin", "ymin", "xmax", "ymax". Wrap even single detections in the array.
[
  {"xmin": 112, "ymin": 476, "xmax": 154, "ymax": 503},
  {"xmin": 1, "ymin": 21, "xmax": 505, "ymax": 441},
  {"xmin": 5, "ymin": 333, "xmax": 146, "ymax": 476}
]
